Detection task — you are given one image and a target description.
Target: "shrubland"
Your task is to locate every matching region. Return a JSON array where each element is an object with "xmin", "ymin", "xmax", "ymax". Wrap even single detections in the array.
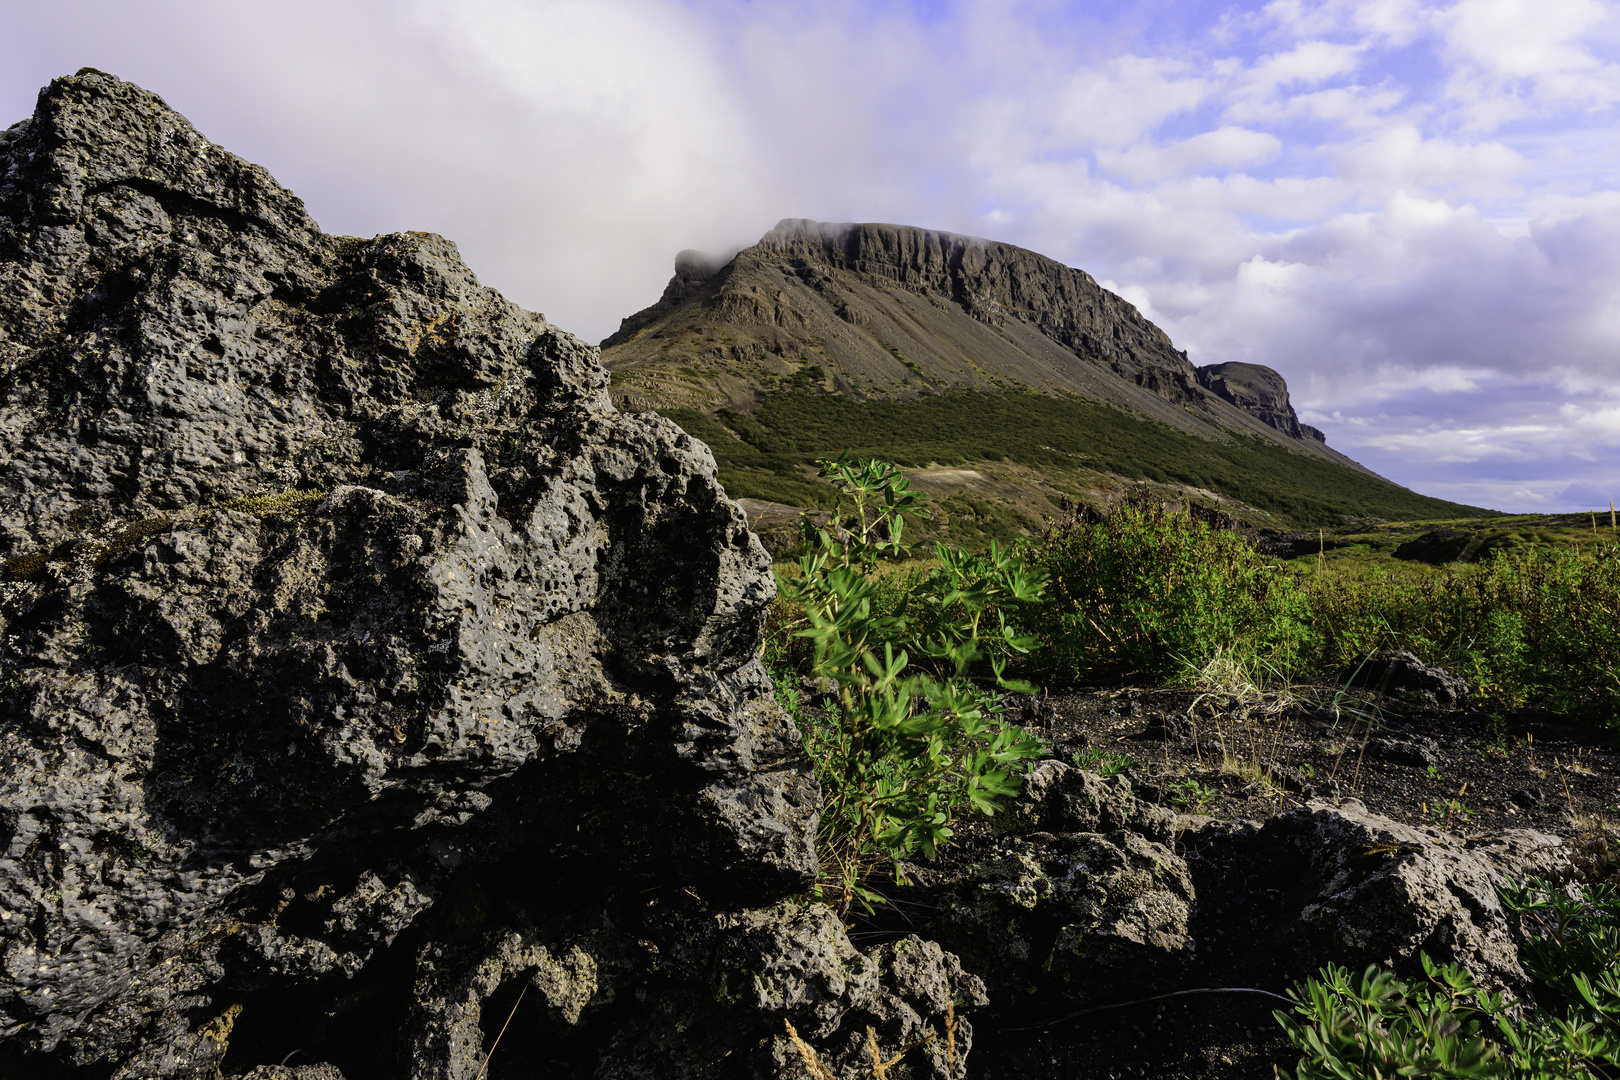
[
  {"xmin": 1029, "ymin": 492, "xmax": 1620, "ymax": 719},
  {"xmin": 770, "ymin": 463, "xmax": 1620, "ymax": 890},
  {"xmin": 768, "ymin": 454, "xmax": 1620, "ymax": 1078}
]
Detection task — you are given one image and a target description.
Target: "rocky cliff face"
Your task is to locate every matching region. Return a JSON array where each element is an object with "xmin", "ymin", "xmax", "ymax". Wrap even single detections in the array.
[
  {"xmin": 752, "ymin": 219, "xmax": 1204, "ymax": 405},
  {"xmin": 1195, "ymin": 361, "xmax": 1324, "ymax": 442},
  {"xmin": 602, "ymin": 219, "xmax": 1355, "ymax": 471},
  {"xmin": 0, "ymin": 71, "xmax": 978, "ymax": 1079}
]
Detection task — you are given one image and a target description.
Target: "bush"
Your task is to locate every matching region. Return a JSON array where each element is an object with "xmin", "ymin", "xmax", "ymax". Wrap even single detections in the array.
[
  {"xmin": 1303, "ymin": 545, "xmax": 1620, "ymax": 716},
  {"xmin": 1028, "ymin": 491, "xmax": 1312, "ymax": 684},
  {"xmin": 1022, "ymin": 498, "xmax": 1619, "ymax": 718},
  {"xmin": 1275, "ymin": 878, "xmax": 1620, "ymax": 1079},
  {"xmin": 772, "ymin": 454, "xmax": 1047, "ymax": 914}
]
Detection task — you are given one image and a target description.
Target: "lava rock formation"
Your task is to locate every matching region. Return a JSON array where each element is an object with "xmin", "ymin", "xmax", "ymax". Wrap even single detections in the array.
[{"xmin": 0, "ymin": 70, "xmax": 977, "ymax": 1079}]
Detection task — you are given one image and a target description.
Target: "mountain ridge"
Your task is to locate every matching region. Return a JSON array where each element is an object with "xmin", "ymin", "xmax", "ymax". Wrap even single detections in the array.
[
  {"xmin": 602, "ymin": 218, "xmax": 1363, "ymax": 475},
  {"xmin": 597, "ymin": 219, "xmax": 1492, "ymax": 529}
]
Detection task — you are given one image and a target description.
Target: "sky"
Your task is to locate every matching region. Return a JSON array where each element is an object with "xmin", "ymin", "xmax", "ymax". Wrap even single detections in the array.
[{"xmin": 2, "ymin": 0, "xmax": 1618, "ymax": 512}]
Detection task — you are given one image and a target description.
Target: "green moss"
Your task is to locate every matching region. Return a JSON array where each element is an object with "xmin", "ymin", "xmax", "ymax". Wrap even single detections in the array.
[
  {"xmin": 331, "ymin": 235, "xmax": 369, "ymax": 260},
  {"xmin": 3, "ymin": 551, "xmax": 47, "ymax": 582}
]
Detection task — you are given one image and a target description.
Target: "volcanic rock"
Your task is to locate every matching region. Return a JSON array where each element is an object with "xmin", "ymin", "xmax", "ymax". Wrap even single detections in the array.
[
  {"xmin": 1231, "ymin": 799, "xmax": 1569, "ymax": 997},
  {"xmin": 930, "ymin": 828, "xmax": 1197, "ymax": 1008},
  {"xmin": 0, "ymin": 69, "xmax": 968, "ymax": 1079},
  {"xmin": 1344, "ymin": 649, "xmax": 1472, "ymax": 709}
]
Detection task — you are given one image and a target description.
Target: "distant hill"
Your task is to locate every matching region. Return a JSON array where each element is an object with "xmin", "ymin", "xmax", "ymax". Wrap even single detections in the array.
[{"xmin": 601, "ymin": 219, "xmax": 1492, "ymax": 534}]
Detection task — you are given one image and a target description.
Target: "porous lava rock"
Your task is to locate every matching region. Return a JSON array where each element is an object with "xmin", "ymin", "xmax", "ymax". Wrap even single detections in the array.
[
  {"xmin": 1344, "ymin": 649, "xmax": 1472, "ymax": 709},
  {"xmin": 1192, "ymin": 798, "xmax": 1570, "ymax": 999},
  {"xmin": 0, "ymin": 70, "xmax": 973, "ymax": 1079},
  {"xmin": 927, "ymin": 764, "xmax": 1197, "ymax": 1006}
]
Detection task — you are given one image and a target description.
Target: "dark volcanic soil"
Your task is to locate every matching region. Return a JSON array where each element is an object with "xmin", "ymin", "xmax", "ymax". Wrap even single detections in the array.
[
  {"xmin": 1030, "ymin": 684, "xmax": 1618, "ymax": 841},
  {"xmin": 858, "ymin": 683, "xmax": 1620, "ymax": 1080}
]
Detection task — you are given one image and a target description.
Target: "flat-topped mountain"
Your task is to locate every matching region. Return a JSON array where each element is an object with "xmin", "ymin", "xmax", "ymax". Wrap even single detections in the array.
[
  {"xmin": 606, "ymin": 219, "xmax": 1340, "ymax": 462},
  {"xmin": 602, "ymin": 220, "xmax": 1483, "ymax": 529}
]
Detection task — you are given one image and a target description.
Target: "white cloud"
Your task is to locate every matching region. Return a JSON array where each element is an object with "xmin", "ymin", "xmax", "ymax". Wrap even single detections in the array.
[
  {"xmin": 1331, "ymin": 125, "xmax": 1526, "ymax": 197},
  {"xmin": 1561, "ymin": 401, "xmax": 1620, "ymax": 438},
  {"xmin": 1097, "ymin": 127, "xmax": 1282, "ymax": 182},
  {"xmin": 1252, "ymin": 0, "xmax": 1430, "ymax": 43},
  {"xmin": 1437, "ymin": 0, "xmax": 1620, "ymax": 126},
  {"xmin": 1243, "ymin": 39, "xmax": 1365, "ymax": 91}
]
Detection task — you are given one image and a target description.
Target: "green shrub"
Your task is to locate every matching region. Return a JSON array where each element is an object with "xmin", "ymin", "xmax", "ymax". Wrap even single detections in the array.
[
  {"xmin": 775, "ymin": 454, "xmax": 1047, "ymax": 914},
  {"xmin": 1304, "ymin": 545, "xmax": 1620, "ymax": 716},
  {"xmin": 1275, "ymin": 878, "xmax": 1620, "ymax": 1079},
  {"xmin": 1028, "ymin": 492, "xmax": 1312, "ymax": 684},
  {"xmin": 1019, "ymin": 499, "xmax": 1618, "ymax": 717}
]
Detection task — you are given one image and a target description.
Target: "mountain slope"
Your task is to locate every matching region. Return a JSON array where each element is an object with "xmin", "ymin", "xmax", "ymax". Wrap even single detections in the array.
[{"xmin": 601, "ymin": 220, "xmax": 1489, "ymax": 530}]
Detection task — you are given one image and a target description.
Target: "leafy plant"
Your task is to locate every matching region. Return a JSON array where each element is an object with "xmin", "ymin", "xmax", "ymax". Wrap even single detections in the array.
[
  {"xmin": 778, "ymin": 453, "xmax": 1048, "ymax": 915},
  {"xmin": 1072, "ymin": 747, "xmax": 1137, "ymax": 777},
  {"xmin": 1275, "ymin": 953, "xmax": 1510, "ymax": 1079},
  {"xmin": 1426, "ymin": 794, "xmax": 1475, "ymax": 832},
  {"xmin": 1168, "ymin": 779, "xmax": 1217, "ymax": 813},
  {"xmin": 1302, "ymin": 545, "xmax": 1620, "ymax": 720},
  {"xmin": 1275, "ymin": 878, "xmax": 1620, "ymax": 1079}
]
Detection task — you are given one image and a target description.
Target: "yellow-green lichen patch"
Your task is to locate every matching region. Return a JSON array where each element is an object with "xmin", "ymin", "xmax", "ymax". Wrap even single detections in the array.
[
  {"xmin": 3, "ymin": 489, "xmax": 330, "ymax": 583},
  {"xmin": 218, "ymin": 489, "xmax": 327, "ymax": 518}
]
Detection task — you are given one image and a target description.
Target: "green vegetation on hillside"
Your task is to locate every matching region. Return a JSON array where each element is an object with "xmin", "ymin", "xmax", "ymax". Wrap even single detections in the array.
[
  {"xmin": 769, "ymin": 462, "xmax": 1619, "ymax": 733},
  {"xmin": 660, "ymin": 390, "xmax": 1489, "ymax": 527}
]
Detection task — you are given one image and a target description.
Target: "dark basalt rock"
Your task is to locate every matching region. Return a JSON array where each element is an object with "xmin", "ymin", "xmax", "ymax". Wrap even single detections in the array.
[
  {"xmin": 1200, "ymin": 799, "xmax": 1571, "ymax": 999},
  {"xmin": 1344, "ymin": 649, "xmax": 1471, "ymax": 709},
  {"xmin": 0, "ymin": 70, "xmax": 972, "ymax": 1079},
  {"xmin": 1393, "ymin": 528, "xmax": 1526, "ymax": 565},
  {"xmin": 1194, "ymin": 361, "xmax": 1319, "ymax": 441},
  {"xmin": 930, "ymin": 828, "xmax": 1196, "ymax": 1008},
  {"xmin": 938, "ymin": 781, "xmax": 1574, "ymax": 1070},
  {"xmin": 918, "ymin": 763, "xmax": 1195, "ymax": 1006},
  {"xmin": 1392, "ymin": 528, "xmax": 1472, "ymax": 563},
  {"xmin": 1252, "ymin": 528, "xmax": 1348, "ymax": 558}
]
